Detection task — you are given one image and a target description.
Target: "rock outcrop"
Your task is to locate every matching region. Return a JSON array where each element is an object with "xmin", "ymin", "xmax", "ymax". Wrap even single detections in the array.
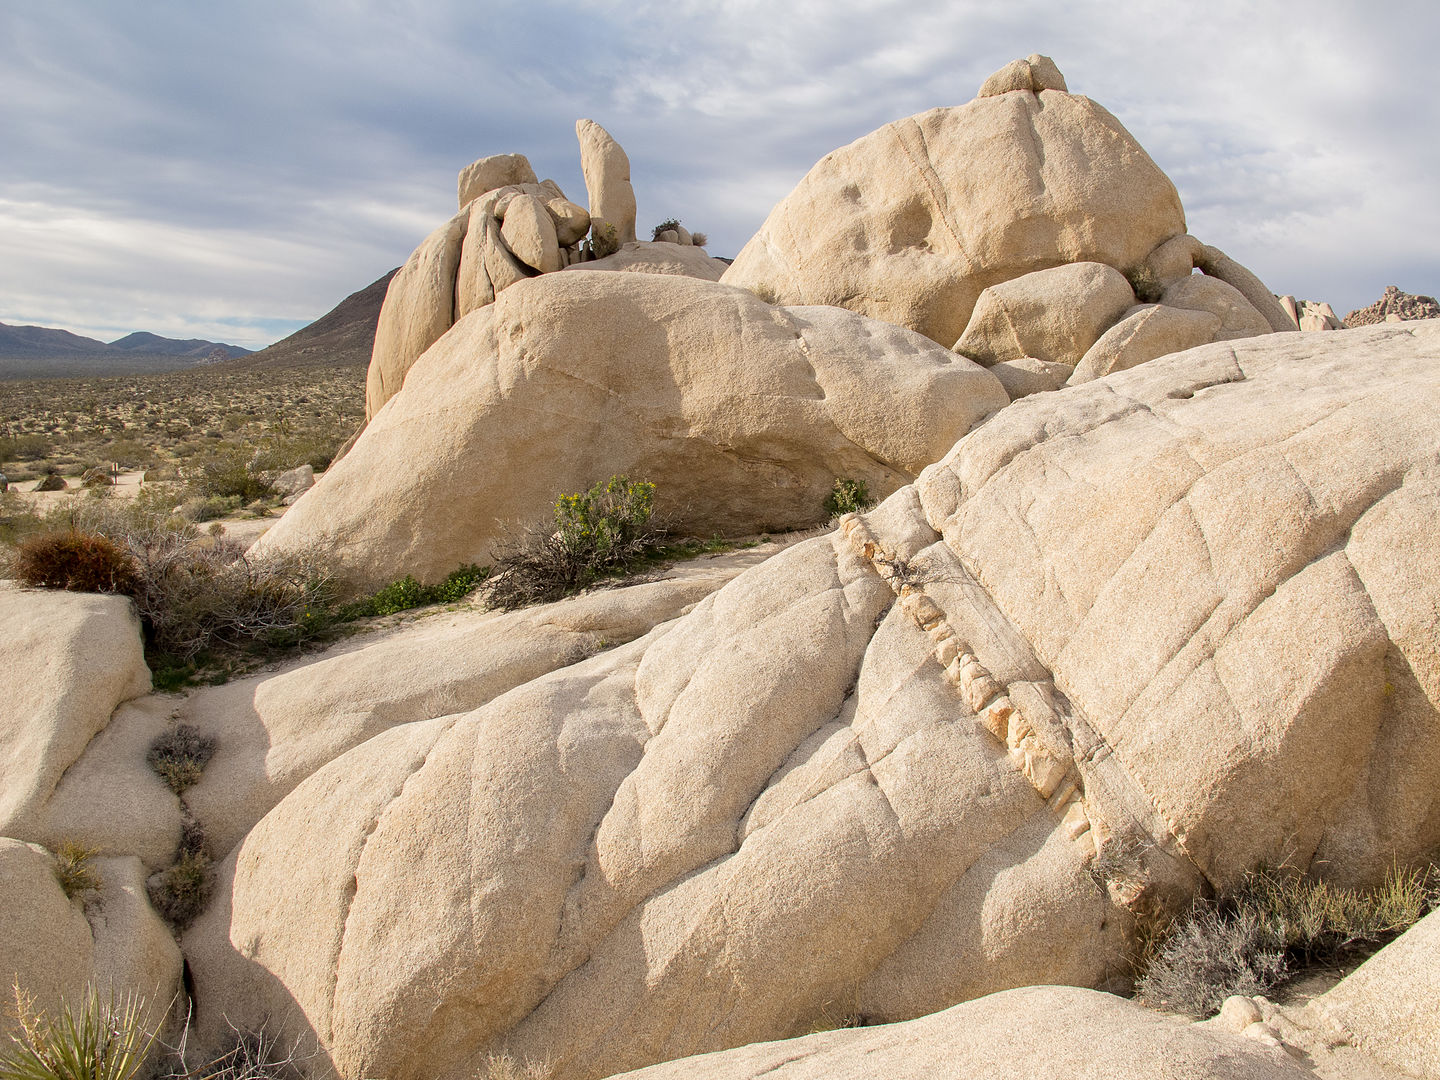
[
  {"xmin": 721, "ymin": 58, "xmax": 1288, "ymax": 397},
  {"xmin": 265, "ymin": 272, "xmax": 1007, "ymax": 590},
  {"xmin": 364, "ymin": 123, "xmax": 721, "ymax": 418},
  {"xmin": 576, "ymin": 118, "xmax": 638, "ymax": 246},
  {"xmin": 0, "ymin": 589, "xmax": 152, "ymax": 850},
  {"xmin": 1345, "ymin": 284, "xmax": 1440, "ymax": 327},
  {"xmin": 185, "ymin": 324, "xmax": 1440, "ymax": 1080}
]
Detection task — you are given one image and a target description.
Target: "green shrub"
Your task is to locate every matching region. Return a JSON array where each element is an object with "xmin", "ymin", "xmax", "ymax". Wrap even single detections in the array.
[
  {"xmin": 1, "ymin": 984, "xmax": 160, "ymax": 1080},
  {"xmin": 0, "ymin": 433, "xmax": 52, "ymax": 465},
  {"xmin": 824, "ymin": 477, "xmax": 873, "ymax": 517},
  {"xmin": 651, "ymin": 218, "xmax": 681, "ymax": 241},
  {"xmin": 177, "ymin": 495, "xmax": 242, "ymax": 523},
  {"xmin": 52, "ymin": 841, "xmax": 102, "ymax": 901},
  {"xmin": 146, "ymin": 850, "xmax": 212, "ymax": 930},
  {"xmin": 340, "ymin": 564, "xmax": 489, "ymax": 619},
  {"xmin": 482, "ymin": 476, "xmax": 660, "ymax": 611},
  {"xmin": 184, "ymin": 449, "xmax": 272, "ymax": 502},
  {"xmin": 146, "ymin": 725, "xmax": 217, "ymax": 795},
  {"xmin": 1137, "ymin": 863, "xmax": 1438, "ymax": 1017},
  {"xmin": 14, "ymin": 531, "xmax": 138, "ymax": 594}
]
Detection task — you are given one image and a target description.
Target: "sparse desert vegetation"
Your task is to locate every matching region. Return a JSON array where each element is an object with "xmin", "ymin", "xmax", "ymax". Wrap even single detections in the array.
[
  {"xmin": 0, "ymin": 365, "xmax": 361, "ymax": 489},
  {"xmin": 1137, "ymin": 862, "xmax": 1440, "ymax": 1018}
]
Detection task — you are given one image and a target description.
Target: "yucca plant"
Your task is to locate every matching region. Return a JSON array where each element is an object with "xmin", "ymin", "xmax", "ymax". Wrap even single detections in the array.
[{"xmin": 2, "ymin": 984, "xmax": 159, "ymax": 1080}]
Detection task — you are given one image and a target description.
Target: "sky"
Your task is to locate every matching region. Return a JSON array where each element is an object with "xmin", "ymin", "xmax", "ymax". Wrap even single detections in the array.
[{"xmin": 2, "ymin": 0, "xmax": 1437, "ymax": 350}]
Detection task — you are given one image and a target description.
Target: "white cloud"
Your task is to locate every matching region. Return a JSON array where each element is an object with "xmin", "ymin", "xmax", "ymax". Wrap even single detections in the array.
[{"xmin": 1, "ymin": 0, "xmax": 1435, "ymax": 347}]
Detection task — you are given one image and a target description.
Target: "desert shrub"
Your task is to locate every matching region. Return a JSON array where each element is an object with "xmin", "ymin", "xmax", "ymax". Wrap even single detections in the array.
[
  {"xmin": 340, "ymin": 564, "xmax": 489, "ymax": 619},
  {"xmin": 651, "ymin": 218, "xmax": 681, "ymax": 241},
  {"xmin": 177, "ymin": 495, "xmax": 242, "ymax": 523},
  {"xmin": 824, "ymin": 477, "xmax": 873, "ymax": 518},
  {"xmin": 590, "ymin": 222, "xmax": 620, "ymax": 260},
  {"xmin": 52, "ymin": 841, "xmax": 102, "ymax": 901},
  {"xmin": 0, "ymin": 433, "xmax": 52, "ymax": 465},
  {"xmin": 14, "ymin": 531, "xmax": 137, "ymax": 594},
  {"xmin": 129, "ymin": 538, "xmax": 336, "ymax": 663},
  {"xmin": 0, "ymin": 490, "xmax": 43, "ymax": 547},
  {"xmin": 146, "ymin": 850, "xmax": 212, "ymax": 930},
  {"xmin": 1, "ymin": 984, "xmax": 160, "ymax": 1080},
  {"xmin": 146, "ymin": 725, "xmax": 218, "ymax": 794},
  {"xmin": 1137, "ymin": 863, "xmax": 1438, "ymax": 1017},
  {"xmin": 482, "ymin": 476, "xmax": 660, "ymax": 610},
  {"xmin": 184, "ymin": 448, "xmax": 272, "ymax": 502},
  {"xmin": 690, "ymin": 231, "xmax": 708, "ymax": 247}
]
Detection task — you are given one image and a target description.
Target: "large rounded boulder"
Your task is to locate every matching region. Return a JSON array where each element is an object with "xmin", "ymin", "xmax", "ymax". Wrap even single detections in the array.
[
  {"xmin": 258, "ymin": 271, "xmax": 1008, "ymax": 591},
  {"xmin": 720, "ymin": 58, "xmax": 1186, "ymax": 348}
]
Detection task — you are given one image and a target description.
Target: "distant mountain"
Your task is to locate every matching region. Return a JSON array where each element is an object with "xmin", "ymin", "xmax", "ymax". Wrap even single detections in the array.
[
  {"xmin": 0, "ymin": 320, "xmax": 251, "ymax": 380},
  {"xmin": 108, "ymin": 331, "xmax": 251, "ymax": 361},
  {"xmin": 232, "ymin": 269, "xmax": 397, "ymax": 370}
]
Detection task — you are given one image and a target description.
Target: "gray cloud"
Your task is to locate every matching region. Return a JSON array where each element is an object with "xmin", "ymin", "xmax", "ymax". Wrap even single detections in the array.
[{"xmin": 1, "ymin": 0, "xmax": 1435, "ymax": 348}]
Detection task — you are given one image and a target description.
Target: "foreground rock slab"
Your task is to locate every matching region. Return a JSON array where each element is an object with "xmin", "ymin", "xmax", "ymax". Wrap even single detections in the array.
[{"xmin": 609, "ymin": 985, "xmax": 1313, "ymax": 1080}]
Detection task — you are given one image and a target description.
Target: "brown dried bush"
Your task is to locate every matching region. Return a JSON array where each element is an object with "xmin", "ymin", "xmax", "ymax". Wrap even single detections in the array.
[{"xmin": 14, "ymin": 530, "xmax": 137, "ymax": 594}]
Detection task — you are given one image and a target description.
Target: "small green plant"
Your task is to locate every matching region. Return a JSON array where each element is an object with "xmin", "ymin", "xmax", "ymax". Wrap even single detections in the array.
[
  {"xmin": 339, "ymin": 564, "xmax": 489, "ymax": 620},
  {"xmin": 146, "ymin": 850, "xmax": 212, "ymax": 930},
  {"xmin": 14, "ymin": 531, "xmax": 137, "ymax": 594},
  {"xmin": 1, "ymin": 983, "xmax": 160, "ymax": 1080},
  {"xmin": 1137, "ymin": 862, "xmax": 1438, "ymax": 1018},
  {"xmin": 651, "ymin": 218, "xmax": 681, "ymax": 241},
  {"xmin": 590, "ymin": 222, "xmax": 620, "ymax": 259},
  {"xmin": 52, "ymin": 842, "xmax": 102, "ymax": 901},
  {"xmin": 824, "ymin": 477, "xmax": 872, "ymax": 518},
  {"xmin": 146, "ymin": 725, "xmax": 218, "ymax": 795},
  {"xmin": 482, "ymin": 476, "xmax": 661, "ymax": 610}
]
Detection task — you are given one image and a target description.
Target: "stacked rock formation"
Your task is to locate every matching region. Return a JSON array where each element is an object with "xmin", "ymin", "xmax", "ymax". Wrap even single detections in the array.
[
  {"xmin": 1345, "ymin": 284, "xmax": 1440, "ymax": 327},
  {"xmin": 365, "ymin": 124, "xmax": 728, "ymax": 419},
  {"xmin": 722, "ymin": 55, "xmax": 1293, "ymax": 400}
]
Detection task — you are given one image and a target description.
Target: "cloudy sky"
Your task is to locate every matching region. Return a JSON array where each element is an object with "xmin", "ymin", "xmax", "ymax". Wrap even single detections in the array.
[{"xmin": 2, "ymin": 0, "xmax": 1436, "ymax": 349}]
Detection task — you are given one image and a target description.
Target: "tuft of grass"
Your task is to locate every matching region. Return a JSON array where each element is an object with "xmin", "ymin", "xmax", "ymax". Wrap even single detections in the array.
[
  {"xmin": 146, "ymin": 725, "xmax": 217, "ymax": 795},
  {"xmin": 824, "ymin": 477, "xmax": 873, "ymax": 518},
  {"xmin": 146, "ymin": 851, "xmax": 212, "ymax": 931},
  {"xmin": 1, "ymin": 983, "xmax": 159, "ymax": 1080},
  {"xmin": 479, "ymin": 1052, "xmax": 550, "ymax": 1080},
  {"xmin": 1137, "ymin": 862, "xmax": 1439, "ymax": 1018},
  {"xmin": 51, "ymin": 842, "xmax": 102, "ymax": 902}
]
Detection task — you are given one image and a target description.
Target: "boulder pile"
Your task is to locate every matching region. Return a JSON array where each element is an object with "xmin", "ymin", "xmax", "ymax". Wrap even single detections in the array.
[
  {"xmin": 366, "ymin": 121, "xmax": 729, "ymax": 419},
  {"xmin": 1345, "ymin": 284, "xmax": 1440, "ymax": 327}
]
